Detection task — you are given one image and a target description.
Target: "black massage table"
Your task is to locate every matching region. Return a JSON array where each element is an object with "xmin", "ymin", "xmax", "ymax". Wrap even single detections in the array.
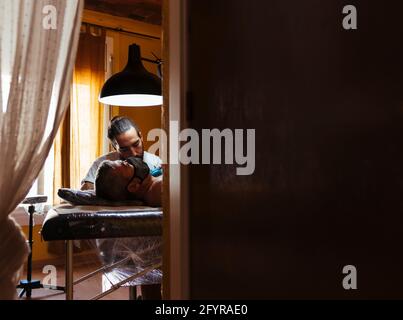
[{"xmin": 41, "ymin": 204, "xmax": 162, "ymax": 300}]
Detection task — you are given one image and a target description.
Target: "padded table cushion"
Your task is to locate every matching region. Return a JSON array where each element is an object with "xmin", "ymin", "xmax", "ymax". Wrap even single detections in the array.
[{"xmin": 41, "ymin": 204, "xmax": 162, "ymax": 241}]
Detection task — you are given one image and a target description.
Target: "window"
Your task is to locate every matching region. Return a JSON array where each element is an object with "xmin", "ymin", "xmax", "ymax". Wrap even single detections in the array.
[{"xmin": 26, "ymin": 144, "xmax": 55, "ymax": 210}]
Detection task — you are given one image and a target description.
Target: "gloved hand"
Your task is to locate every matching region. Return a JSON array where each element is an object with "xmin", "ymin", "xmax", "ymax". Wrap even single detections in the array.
[{"xmin": 150, "ymin": 167, "xmax": 163, "ymax": 177}]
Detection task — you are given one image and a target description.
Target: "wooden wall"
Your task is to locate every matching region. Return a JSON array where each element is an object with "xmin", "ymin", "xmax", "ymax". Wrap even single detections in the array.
[{"xmin": 186, "ymin": 0, "xmax": 403, "ymax": 298}]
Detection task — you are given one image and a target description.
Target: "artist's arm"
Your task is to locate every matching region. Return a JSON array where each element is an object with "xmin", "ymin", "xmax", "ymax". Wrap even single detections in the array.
[{"xmin": 80, "ymin": 157, "xmax": 102, "ymax": 190}]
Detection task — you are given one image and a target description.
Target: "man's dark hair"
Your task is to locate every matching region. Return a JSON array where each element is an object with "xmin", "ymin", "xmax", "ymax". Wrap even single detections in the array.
[
  {"xmin": 95, "ymin": 160, "xmax": 130, "ymax": 201},
  {"xmin": 107, "ymin": 116, "xmax": 141, "ymax": 147}
]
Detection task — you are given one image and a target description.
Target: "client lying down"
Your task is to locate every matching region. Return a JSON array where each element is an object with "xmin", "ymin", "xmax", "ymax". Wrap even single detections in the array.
[{"xmin": 95, "ymin": 157, "xmax": 162, "ymax": 207}]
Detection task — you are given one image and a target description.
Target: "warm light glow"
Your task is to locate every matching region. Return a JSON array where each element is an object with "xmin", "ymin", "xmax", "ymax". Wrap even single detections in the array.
[{"xmin": 99, "ymin": 94, "xmax": 162, "ymax": 107}]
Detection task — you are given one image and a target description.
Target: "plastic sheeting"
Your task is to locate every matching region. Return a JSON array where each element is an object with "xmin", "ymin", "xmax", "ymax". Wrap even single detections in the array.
[{"xmin": 94, "ymin": 236, "xmax": 162, "ymax": 290}]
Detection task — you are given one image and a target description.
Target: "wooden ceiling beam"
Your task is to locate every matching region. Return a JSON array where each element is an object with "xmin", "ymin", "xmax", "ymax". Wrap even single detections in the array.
[{"xmin": 82, "ymin": 9, "xmax": 161, "ymax": 39}]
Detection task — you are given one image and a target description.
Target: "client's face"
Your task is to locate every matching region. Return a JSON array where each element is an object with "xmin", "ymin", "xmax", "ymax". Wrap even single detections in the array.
[
  {"xmin": 109, "ymin": 160, "xmax": 137, "ymax": 193},
  {"xmin": 111, "ymin": 160, "xmax": 134, "ymax": 181},
  {"xmin": 111, "ymin": 159, "xmax": 152, "ymax": 199}
]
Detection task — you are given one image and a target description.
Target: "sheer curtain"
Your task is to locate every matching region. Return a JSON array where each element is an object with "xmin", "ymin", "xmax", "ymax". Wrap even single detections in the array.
[{"xmin": 0, "ymin": 0, "xmax": 83, "ymax": 299}]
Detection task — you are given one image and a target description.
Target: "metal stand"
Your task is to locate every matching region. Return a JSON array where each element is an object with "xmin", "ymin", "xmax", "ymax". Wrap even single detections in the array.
[{"xmin": 17, "ymin": 198, "xmax": 65, "ymax": 298}]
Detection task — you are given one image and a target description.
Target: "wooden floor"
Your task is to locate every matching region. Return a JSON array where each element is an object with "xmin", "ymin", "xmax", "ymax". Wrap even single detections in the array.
[{"xmin": 19, "ymin": 258, "xmax": 131, "ymax": 300}]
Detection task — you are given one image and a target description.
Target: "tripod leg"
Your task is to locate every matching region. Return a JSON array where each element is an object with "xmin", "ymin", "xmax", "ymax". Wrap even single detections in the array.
[
  {"xmin": 26, "ymin": 204, "xmax": 35, "ymax": 299},
  {"xmin": 18, "ymin": 288, "xmax": 26, "ymax": 298}
]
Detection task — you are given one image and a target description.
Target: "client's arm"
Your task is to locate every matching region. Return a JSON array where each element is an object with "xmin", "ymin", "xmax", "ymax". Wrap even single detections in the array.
[
  {"xmin": 143, "ymin": 176, "xmax": 162, "ymax": 207},
  {"xmin": 80, "ymin": 182, "xmax": 94, "ymax": 191}
]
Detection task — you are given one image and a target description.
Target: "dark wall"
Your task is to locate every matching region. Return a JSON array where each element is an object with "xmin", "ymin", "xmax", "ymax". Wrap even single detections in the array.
[{"xmin": 187, "ymin": 0, "xmax": 403, "ymax": 298}]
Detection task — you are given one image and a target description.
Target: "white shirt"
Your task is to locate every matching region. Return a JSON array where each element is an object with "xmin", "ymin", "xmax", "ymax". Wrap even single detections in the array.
[{"xmin": 81, "ymin": 151, "xmax": 162, "ymax": 185}]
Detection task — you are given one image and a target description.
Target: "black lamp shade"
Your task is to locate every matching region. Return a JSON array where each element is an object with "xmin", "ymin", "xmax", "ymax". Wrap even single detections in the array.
[{"xmin": 99, "ymin": 44, "xmax": 162, "ymax": 107}]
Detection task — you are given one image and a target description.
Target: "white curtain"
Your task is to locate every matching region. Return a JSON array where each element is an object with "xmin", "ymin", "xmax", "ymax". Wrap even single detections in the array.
[{"xmin": 0, "ymin": 0, "xmax": 83, "ymax": 299}]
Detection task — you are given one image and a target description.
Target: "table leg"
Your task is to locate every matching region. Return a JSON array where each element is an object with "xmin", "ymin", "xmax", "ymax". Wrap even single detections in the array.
[{"xmin": 65, "ymin": 240, "xmax": 73, "ymax": 300}]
